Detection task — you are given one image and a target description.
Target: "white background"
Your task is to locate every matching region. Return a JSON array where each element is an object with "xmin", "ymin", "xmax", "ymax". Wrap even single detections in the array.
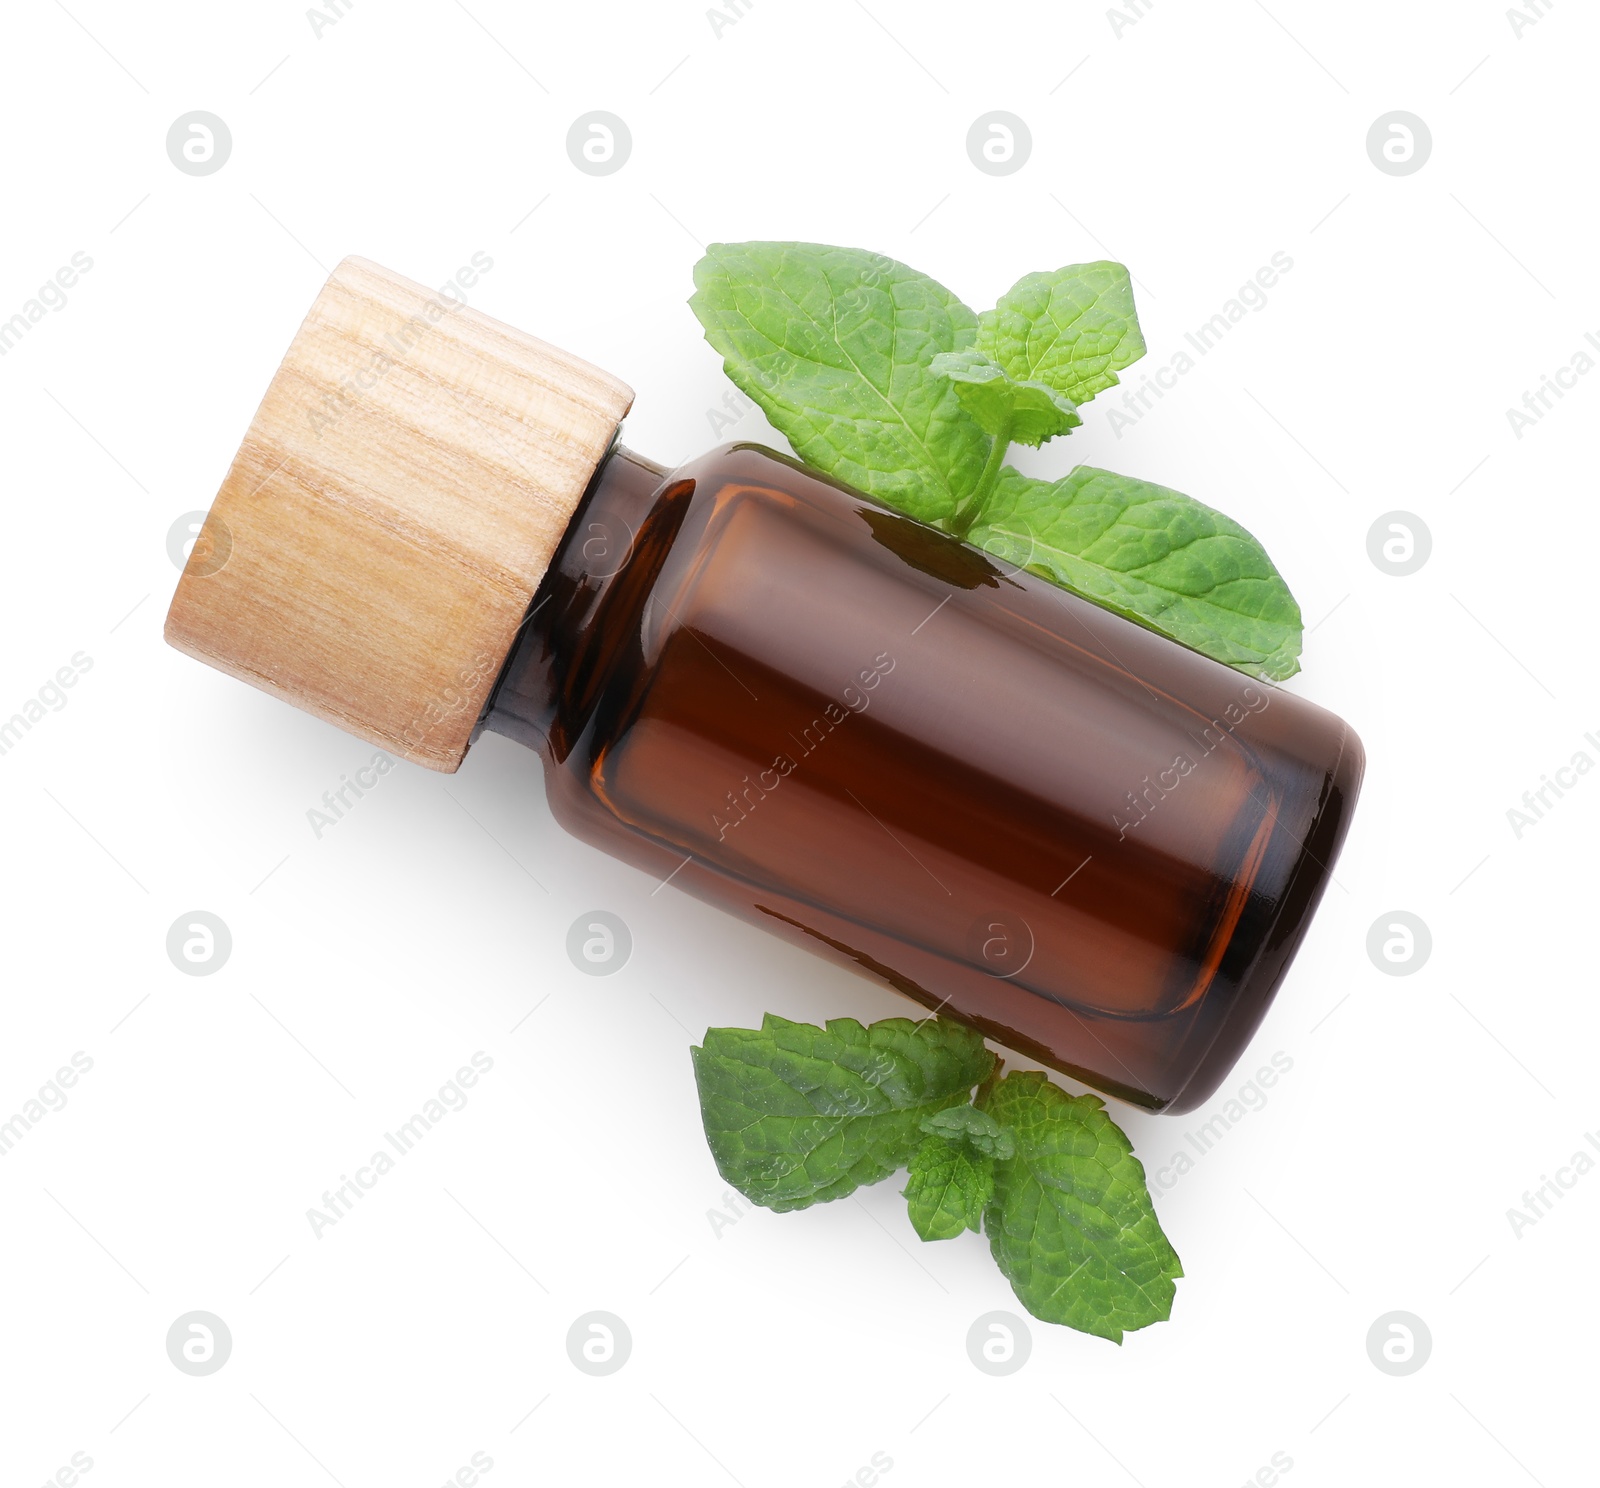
[{"xmin": 1, "ymin": 1, "xmax": 1595, "ymax": 1484}]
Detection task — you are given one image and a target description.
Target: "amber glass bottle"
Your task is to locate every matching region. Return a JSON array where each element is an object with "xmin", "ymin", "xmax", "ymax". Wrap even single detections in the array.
[
  {"xmin": 484, "ymin": 442, "xmax": 1362, "ymax": 1113},
  {"xmin": 165, "ymin": 259, "xmax": 1362, "ymax": 1116}
]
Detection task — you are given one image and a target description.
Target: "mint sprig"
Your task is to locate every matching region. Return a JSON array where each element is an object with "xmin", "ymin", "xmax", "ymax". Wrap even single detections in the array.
[
  {"xmin": 979, "ymin": 1072, "xmax": 1183, "ymax": 1344},
  {"xmin": 903, "ymin": 1106, "xmax": 1015, "ymax": 1241},
  {"xmin": 904, "ymin": 1131, "xmax": 995, "ymax": 1241},
  {"xmin": 689, "ymin": 1013, "xmax": 993, "ymax": 1211},
  {"xmin": 692, "ymin": 1016, "xmax": 1181, "ymax": 1342},
  {"xmin": 976, "ymin": 260, "xmax": 1146, "ymax": 407},
  {"xmin": 972, "ymin": 466, "xmax": 1304, "ymax": 680},
  {"xmin": 689, "ymin": 243, "xmax": 986, "ymax": 525},
  {"xmin": 927, "ymin": 349, "xmax": 1082, "ymax": 448},
  {"xmin": 689, "ymin": 241, "xmax": 1303, "ymax": 681}
]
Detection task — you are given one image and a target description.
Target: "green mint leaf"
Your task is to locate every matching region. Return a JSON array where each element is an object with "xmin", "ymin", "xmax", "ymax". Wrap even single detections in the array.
[
  {"xmin": 976, "ymin": 262, "xmax": 1146, "ymax": 408},
  {"xmin": 904, "ymin": 1132, "xmax": 994, "ymax": 1241},
  {"xmin": 978, "ymin": 1072, "xmax": 1182, "ymax": 1343},
  {"xmin": 691, "ymin": 1014, "xmax": 995, "ymax": 1212},
  {"xmin": 919, "ymin": 1103, "xmax": 1016, "ymax": 1160},
  {"xmin": 969, "ymin": 466, "xmax": 1303, "ymax": 681},
  {"xmin": 928, "ymin": 349, "xmax": 1081, "ymax": 448},
  {"xmin": 690, "ymin": 242, "xmax": 989, "ymax": 523}
]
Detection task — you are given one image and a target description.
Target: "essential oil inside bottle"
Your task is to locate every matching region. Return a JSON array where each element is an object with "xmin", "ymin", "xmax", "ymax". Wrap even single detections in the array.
[{"xmin": 485, "ymin": 443, "xmax": 1362, "ymax": 1113}]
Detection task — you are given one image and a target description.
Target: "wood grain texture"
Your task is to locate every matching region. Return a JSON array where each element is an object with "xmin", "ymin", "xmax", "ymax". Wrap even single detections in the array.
[{"xmin": 165, "ymin": 256, "xmax": 634, "ymax": 770}]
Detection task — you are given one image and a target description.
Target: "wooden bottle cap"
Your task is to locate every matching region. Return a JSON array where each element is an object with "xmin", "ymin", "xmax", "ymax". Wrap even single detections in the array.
[{"xmin": 165, "ymin": 256, "xmax": 634, "ymax": 771}]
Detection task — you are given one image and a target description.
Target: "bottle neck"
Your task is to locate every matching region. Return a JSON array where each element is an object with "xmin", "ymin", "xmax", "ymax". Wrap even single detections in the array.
[{"xmin": 478, "ymin": 443, "xmax": 679, "ymax": 760}]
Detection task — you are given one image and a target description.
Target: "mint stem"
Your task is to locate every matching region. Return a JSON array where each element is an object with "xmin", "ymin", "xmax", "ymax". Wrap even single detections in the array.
[{"xmin": 948, "ymin": 417, "xmax": 1012, "ymax": 539}]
